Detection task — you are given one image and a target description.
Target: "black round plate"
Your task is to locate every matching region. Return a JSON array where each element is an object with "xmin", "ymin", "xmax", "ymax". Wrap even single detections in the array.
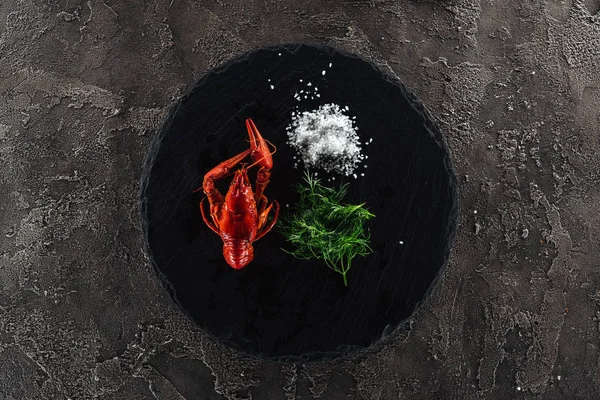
[{"xmin": 140, "ymin": 44, "xmax": 458, "ymax": 363}]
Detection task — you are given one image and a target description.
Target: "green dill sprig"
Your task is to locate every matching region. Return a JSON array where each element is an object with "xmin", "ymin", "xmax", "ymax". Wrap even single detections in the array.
[{"xmin": 279, "ymin": 171, "xmax": 375, "ymax": 286}]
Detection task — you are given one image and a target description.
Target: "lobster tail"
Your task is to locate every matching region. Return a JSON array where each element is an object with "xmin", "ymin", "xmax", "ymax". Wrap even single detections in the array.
[{"xmin": 223, "ymin": 241, "xmax": 254, "ymax": 269}]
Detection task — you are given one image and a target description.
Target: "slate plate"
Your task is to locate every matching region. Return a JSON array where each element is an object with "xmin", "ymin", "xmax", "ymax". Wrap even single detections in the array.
[{"xmin": 140, "ymin": 44, "xmax": 458, "ymax": 363}]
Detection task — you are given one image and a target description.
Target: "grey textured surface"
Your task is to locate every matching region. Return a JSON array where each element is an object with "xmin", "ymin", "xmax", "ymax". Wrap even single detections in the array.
[{"xmin": 0, "ymin": 0, "xmax": 599, "ymax": 399}]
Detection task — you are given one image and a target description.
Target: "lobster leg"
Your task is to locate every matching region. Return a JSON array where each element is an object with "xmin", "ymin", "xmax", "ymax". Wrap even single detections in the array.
[
  {"xmin": 256, "ymin": 195, "xmax": 271, "ymax": 230},
  {"xmin": 199, "ymin": 197, "xmax": 220, "ymax": 235},
  {"xmin": 245, "ymin": 118, "xmax": 274, "ymax": 206},
  {"xmin": 255, "ymin": 200, "xmax": 280, "ymax": 241}
]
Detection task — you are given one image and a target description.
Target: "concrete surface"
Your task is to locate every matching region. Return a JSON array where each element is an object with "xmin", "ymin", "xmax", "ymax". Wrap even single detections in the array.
[{"xmin": 1, "ymin": 0, "xmax": 599, "ymax": 399}]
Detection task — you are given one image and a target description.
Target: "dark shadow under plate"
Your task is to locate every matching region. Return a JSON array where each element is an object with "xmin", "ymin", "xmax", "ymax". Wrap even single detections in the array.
[{"xmin": 140, "ymin": 44, "xmax": 458, "ymax": 363}]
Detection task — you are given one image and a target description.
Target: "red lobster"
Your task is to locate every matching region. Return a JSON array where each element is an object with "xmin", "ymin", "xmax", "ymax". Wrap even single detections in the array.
[{"xmin": 197, "ymin": 118, "xmax": 279, "ymax": 269}]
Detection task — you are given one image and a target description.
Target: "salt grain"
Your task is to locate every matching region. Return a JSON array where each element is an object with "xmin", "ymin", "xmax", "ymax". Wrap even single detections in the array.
[
  {"xmin": 286, "ymin": 104, "xmax": 365, "ymax": 176},
  {"xmin": 270, "ymin": 85, "xmax": 274, "ymax": 90},
  {"xmin": 322, "ymin": 70, "xmax": 326, "ymax": 75}
]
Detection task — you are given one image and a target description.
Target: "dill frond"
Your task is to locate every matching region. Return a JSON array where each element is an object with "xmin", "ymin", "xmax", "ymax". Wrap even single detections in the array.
[{"xmin": 279, "ymin": 171, "xmax": 375, "ymax": 286}]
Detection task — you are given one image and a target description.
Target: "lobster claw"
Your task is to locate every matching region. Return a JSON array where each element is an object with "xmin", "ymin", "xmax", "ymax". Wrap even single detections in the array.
[{"xmin": 246, "ymin": 118, "xmax": 273, "ymax": 170}]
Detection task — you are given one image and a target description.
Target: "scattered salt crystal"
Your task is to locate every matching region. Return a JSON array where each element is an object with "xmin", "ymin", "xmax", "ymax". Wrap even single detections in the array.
[
  {"xmin": 278, "ymin": 52, "xmax": 282, "ymax": 56},
  {"xmin": 316, "ymin": 94, "xmax": 320, "ymax": 97},
  {"xmin": 329, "ymin": 63, "xmax": 332, "ymax": 68},
  {"xmin": 353, "ymin": 173, "xmax": 357, "ymax": 179},
  {"xmin": 268, "ymin": 78, "xmax": 271, "ymax": 82},
  {"xmin": 300, "ymin": 79, "xmax": 303, "ymax": 82},
  {"xmin": 399, "ymin": 241, "xmax": 404, "ymax": 244},
  {"xmin": 344, "ymin": 106, "xmax": 349, "ymax": 111},
  {"xmin": 286, "ymin": 104, "xmax": 365, "ymax": 176},
  {"xmin": 270, "ymin": 85, "xmax": 274, "ymax": 90},
  {"xmin": 322, "ymin": 70, "xmax": 326, "ymax": 75},
  {"xmin": 361, "ymin": 173, "xmax": 364, "ymax": 176},
  {"xmin": 307, "ymin": 82, "xmax": 312, "ymax": 86}
]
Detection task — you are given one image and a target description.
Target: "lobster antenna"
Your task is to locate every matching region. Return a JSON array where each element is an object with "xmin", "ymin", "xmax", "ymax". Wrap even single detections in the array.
[
  {"xmin": 265, "ymin": 139, "xmax": 277, "ymax": 156},
  {"xmin": 247, "ymin": 156, "xmax": 265, "ymax": 170},
  {"xmin": 243, "ymin": 138, "xmax": 277, "ymax": 156}
]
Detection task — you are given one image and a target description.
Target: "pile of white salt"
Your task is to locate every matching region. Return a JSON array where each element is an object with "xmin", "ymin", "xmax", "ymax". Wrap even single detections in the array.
[{"xmin": 286, "ymin": 103, "xmax": 367, "ymax": 177}]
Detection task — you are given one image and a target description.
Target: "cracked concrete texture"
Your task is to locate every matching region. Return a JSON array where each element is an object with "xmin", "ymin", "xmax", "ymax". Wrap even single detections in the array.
[{"xmin": 0, "ymin": 0, "xmax": 599, "ymax": 398}]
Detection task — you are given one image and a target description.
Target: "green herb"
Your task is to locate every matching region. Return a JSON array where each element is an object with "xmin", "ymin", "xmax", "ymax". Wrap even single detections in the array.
[{"xmin": 279, "ymin": 171, "xmax": 375, "ymax": 286}]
